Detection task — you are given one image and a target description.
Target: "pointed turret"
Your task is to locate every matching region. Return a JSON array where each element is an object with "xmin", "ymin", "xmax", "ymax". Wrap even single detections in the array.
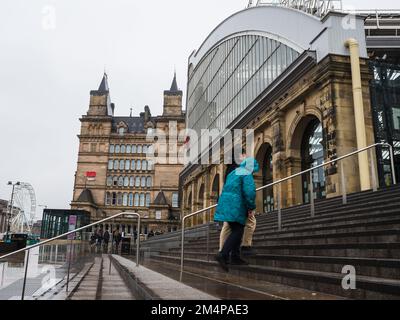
[
  {"xmin": 164, "ymin": 72, "xmax": 183, "ymax": 96},
  {"xmin": 163, "ymin": 71, "xmax": 183, "ymax": 116},
  {"xmin": 98, "ymin": 73, "xmax": 109, "ymax": 92},
  {"xmin": 88, "ymin": 73, "xmax": 113, "ymax": 116},
  {"xmin": 170, "ymin": 72, "xmax": 179, "ymax": 92}
]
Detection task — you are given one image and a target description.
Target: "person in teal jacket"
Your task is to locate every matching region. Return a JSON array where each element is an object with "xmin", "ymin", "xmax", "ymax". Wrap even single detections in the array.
[{"xmin": 214, "ymin": 156, "xmax": 259, "ymax": 271}]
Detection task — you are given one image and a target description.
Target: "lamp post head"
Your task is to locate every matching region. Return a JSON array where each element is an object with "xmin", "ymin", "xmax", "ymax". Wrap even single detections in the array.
[{"xmin": 7, "ymin": 181, "xmax": 12, "ymax": 185}]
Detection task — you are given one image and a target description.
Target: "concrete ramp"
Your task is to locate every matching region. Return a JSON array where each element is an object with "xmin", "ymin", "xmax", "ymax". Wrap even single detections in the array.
[{"xmin": 112, "ymin": 255, "xmax": 218, "ymax": 300}]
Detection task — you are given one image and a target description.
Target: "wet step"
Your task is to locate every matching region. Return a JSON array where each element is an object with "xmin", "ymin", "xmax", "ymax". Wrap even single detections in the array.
[
  {"xmin": 100, "ymin": 255, "xmax": 135, "ymax": 300},
  {"xmin": 138, "ymin": 258, "xmax": 344, "ymax": 300}
]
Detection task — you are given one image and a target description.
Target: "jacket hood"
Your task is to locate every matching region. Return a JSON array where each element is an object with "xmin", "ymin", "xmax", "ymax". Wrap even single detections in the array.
[{"xmin": 239, "ymin": 157, "xmax": 260, "ymax": 174}]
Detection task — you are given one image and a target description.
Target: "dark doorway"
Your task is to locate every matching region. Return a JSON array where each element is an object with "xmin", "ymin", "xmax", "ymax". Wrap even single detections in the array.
[{"xmin": 301, "ymin": 119, "xmax": 326, "ymax": 203}]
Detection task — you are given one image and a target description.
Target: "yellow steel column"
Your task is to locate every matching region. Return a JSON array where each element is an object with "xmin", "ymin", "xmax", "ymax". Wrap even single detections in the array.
[{"xmin": 345, "ymin": 38, "xmax": 371, "ymax": 191}]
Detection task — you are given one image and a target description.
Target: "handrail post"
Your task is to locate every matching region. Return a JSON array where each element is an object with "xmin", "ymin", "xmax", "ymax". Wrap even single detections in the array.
[
  {"xmin": 21, "ymin": 250, "xmax": 30, "ymax": 300},
  {"xmin": 341, "ymin": 161, "xmax": 347, "ymax": 205},
  {"xmin": 206, "ymin": 210, "xmax": 210, "ymax": 262},
  {"xmin": 277, "ymin": 184, "xmax": 282, "ymax": 231},
  {"xmin": 66, "ymin": 238, "xmax": 73, "ymax": 293},
  {"xmin": 180, "ymin": 217, "xmax": 185, "ymax": 282},
  {"xmin": 389, "ymin": 145, "xmax": 397, "ymax": 185},
  {"xmin": 370, "ymin": 148, "xmax": 378, "ymax": 192},
  {"xmin": 136, "ymin": 216, "xmax": 140, "ymax": 267},
  {"xmin": 310, "ymin": 170, "xmax": 315, "ymax": 217},
  {"xmin": 109, "ymin": 226, "xmax": 113, "ymax": 275}
]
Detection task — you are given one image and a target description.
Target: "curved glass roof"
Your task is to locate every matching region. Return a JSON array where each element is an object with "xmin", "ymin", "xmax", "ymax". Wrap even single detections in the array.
[{"xmin": 187, "ymin": 34, "xmax": 300, "ymax": 149}]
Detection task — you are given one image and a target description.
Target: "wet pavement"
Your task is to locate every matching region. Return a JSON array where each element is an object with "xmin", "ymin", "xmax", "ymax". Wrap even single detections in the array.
[
  {"xmin": 0, "ymin": 243, "xmax": 94, "ymax": 300},
  {"xmin": 69, "ymin": 255, "xmax": 135, "ymax": 300}
]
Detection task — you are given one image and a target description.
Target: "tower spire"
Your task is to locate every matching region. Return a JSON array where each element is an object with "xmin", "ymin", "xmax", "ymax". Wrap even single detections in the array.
[
  {"xmin": 170, "ymin": 71, "xmax": 178, "ymax": 92},
  {"xmin": 98, "ymin": 73, "xmax": 109, "ymax": 92}
]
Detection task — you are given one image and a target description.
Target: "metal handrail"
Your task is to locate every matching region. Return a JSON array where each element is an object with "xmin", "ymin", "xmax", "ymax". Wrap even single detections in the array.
[
  {"xmin": 179, "ymin": 142, "xmax": 396, "ymax": 281},
  {"xmin": 0, "ymin": 211, "xmax": 141, "ymax": 300}
]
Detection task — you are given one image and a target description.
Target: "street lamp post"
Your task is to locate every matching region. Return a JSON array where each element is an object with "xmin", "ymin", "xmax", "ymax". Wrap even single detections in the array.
[{"xmin": 6, "ymin": 181, "xmax": 20, "ymax": 239}]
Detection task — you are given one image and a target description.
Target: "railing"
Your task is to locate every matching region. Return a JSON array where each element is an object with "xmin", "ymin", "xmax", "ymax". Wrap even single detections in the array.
[
  {"xmin": 180, "ymin": 142, "xmax": 397, "ymax": 281},
  {"xmin": 0, "ymin": 212, "xmax": 141, "ymax": 300}
]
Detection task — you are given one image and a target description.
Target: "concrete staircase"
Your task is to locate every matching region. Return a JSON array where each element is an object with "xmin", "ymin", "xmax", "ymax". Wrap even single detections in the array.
[{"xmin": 141, "ymin": 184, "xmax": 400, "ymax": 300}]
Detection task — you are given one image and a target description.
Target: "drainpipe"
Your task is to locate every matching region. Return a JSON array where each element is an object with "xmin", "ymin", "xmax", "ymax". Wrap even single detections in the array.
[{"xmin": 345, "ymin": 38, "xmax": 371, "ymax": 191}]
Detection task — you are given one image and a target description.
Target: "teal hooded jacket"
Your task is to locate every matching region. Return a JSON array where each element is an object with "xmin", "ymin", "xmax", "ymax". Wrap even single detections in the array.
[{"xmin": 214, "ymin": 157, "xmax": 260, "ymax": 226}]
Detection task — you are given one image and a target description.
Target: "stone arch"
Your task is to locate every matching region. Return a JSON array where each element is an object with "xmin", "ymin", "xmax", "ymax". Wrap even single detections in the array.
[
  {"xmin": 254, "ymin": 142, "xmax": 274, "ymax": 213},
  {"xmin": 287, "ymin": 110, "xmax": 322, "ymax": 154},
  {"xmin": 210, "ymin": 173, "xmax": 220, "ymax": 205}
]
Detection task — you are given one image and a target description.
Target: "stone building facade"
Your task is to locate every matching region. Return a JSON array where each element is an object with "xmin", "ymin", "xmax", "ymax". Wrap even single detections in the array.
[{"xmin": 71, "ymin": 73, "xmax": 185, "ymax": 235}]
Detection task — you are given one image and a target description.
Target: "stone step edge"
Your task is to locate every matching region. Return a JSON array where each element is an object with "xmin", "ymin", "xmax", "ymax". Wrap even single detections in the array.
[
  {"xmin": 111, "ymin": 254, "xmax": 218, "ymax": 300},
  {"xmin": 156, "ymin": 251, "xmax": 400, "ymax": 268},
  {"xmin": 152, "ymin": 255, "xmax": 400, "ymax": 295}
]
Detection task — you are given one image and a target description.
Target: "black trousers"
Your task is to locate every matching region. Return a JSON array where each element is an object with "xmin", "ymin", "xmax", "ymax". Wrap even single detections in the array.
[{"xmin": 220, "ymin": 222, "xmax": 244, "ymax": 260}]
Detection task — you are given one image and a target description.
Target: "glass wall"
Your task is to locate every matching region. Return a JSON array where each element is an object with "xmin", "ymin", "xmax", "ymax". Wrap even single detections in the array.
[
  {"xmin": 369, "ymin": 61, "xmax": 400, "ymax": 186},
  {"xmin": 187, "ymin": 34, "xmax": 300, "ymax": 153}
]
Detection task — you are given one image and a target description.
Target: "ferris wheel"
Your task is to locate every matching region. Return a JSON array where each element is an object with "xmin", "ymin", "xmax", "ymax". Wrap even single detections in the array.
[{"xmin": 9, "ymin": 182, "xmax": 37, "ymax": 234}]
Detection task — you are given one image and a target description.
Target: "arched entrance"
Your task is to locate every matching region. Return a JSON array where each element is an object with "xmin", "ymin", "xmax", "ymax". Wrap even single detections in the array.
[
  {"xmin": 255, "ymin": 143, "xmax": 274, "ymax": 213},
  {"xmin": 210, "ymin": 174, "xmax": 220, "ymax": 222},
  {"xmin": 301, "ymin": 118, "xmax": 326, "ymax": 203},
  {"xmin": 211, "ymin": 174, "xmax": 220, "ymax": 204},
  {"xmin": 198, "ymin": 184, "xmax": 205, "ymax": 224}
]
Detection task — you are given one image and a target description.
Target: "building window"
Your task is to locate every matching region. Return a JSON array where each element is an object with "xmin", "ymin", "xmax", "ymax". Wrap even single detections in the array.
[
  {"xmin": 123, "ymin": 193, "xmax": 128, "ymax": 206},
  {"xmin": 128, "ymin": 193, "xmax": 134, "ymax": 207},
  {"xmin": 114, "ymin": 160, "xmax": 119, "ymax": 170},
  {"xmin": 145, "ymin": 193, "xmax": 151, "ymax": 206},
  {"xmin": 146, "ymin": 176, "xmax": 152, "ymax": 188},
  {"xmin": 113, "ymin": 176, "xmax": 118, "ymax": 187},
  {"xmin": 126, "ymin": 145, "xmax": 132, "ymax": 153},
  {"xmin": 132, "ymin": 145, "xmax": 137, "ymax": 153},
  {"xmin": 139, "ymin": 194, "xmax": 145, "ymax": 207},
  {"xmin": 134, "ymin": 193, "xmax": 139, "ymax": 206},
  {"xmin": 109, "ymin": 145, "xmax": 115, "ymax": 153},
  {"xmin": 142, "ymin": 160, "xmax": 148, "ymax": 171},
  {"xmin": 112, "ymin": 192, "xmax": 117, "ymax": 205},
  {"xmin": 136, "ymin": 160, "xmax": 142, "ymax": 171},
  {"xmin": 117, "ymin": 193, "xmax": 123, "ymax": 206},
  {"xmin": 119, "ymin": 160, "xmax": 124, "ymax": 170},
  {"xmin": 130, "ymin": 177, "xmax": 135, "ymax": 187},
  {"xmin": 141, "ymin": 177, "xmax": 146, "ymax": 187},
  {"xmin": 119, "ymin": 127, "xmax": 125, "ymax": 136},
  {"xmin": 131, "ymin": 160, "xmax": 136, "ymax": 171},
  {"xmin": 106, "ymin": 176, "xmax": 112, "ymax": 186},
  {"xmin": 143, "ymin": 145, "xmax": 148, "ymax": 154},
  {"xmin": 105, "ymin": 192, "xmax": 111, "ymax": 205},
  {"xmin": 121, "ymin": 145, "xmax": 126, "ymax": 153},
  {"xmin": 118, "ymin": 176, "xmax": 124, "ymax": 187},
  {"xmin": 125, "ymin": 160, "xmax": 130, "ymax": 170},
  {"xmin": 115, "ymin": 145, "xmax": 120, "ymax": 153},
  {"xmin": 138, "ymin": 145, "xmax": 143, "ymax": 154},
  {"xmin": 124, "ymin": 176, "xmax": 129, "ymax": 187},
  {"xmin": 135, "ymin": 177, "xmax": 140, "ymax": 187},
  {"xmin": 108, "ymin": 160, "xmax": 113, "ymax": 170},
  {"xmin": 172, "ymin": 192, "xmax": 179, "ymax": 208},
  {"xmin": 90, "ymin": 143, "xmax": 97, "ymax": 153},
  {"xmin": 148, "ymin": 160, "xmax": 153, "ymax": 170}
]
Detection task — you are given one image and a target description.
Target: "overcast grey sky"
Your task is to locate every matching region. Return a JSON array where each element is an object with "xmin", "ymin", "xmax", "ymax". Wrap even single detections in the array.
[{"xmin": 0, "ymin": 0, "xmax": 398, "ymax": 220}]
